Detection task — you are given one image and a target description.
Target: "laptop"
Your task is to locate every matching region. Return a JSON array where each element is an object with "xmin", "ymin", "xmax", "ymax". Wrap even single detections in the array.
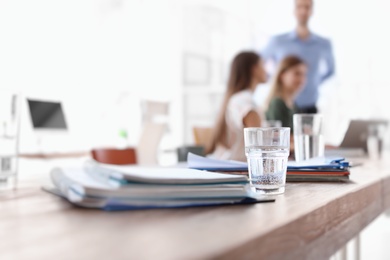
[
  {"xmin": 325, "ymin": 119, "xmax": 388, "ymax": 157},
  {"xmin": 27, "ymin": 99, "xmax": 68, "ymax": 130}
]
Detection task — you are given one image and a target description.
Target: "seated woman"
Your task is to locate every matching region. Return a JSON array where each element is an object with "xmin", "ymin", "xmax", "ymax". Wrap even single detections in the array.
[
  {"xmin": 205, "ymin": 51, "xmax": 267, "ymax": 161},
  {"xmin": 265, "ymin": 56, "xmax": 307, "ymax": 130}
]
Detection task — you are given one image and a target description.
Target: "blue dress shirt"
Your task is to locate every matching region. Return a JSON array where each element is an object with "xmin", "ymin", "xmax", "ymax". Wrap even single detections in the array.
[{"xmin": 262, "ymin": 31, "xmax": 335, "ymax": 108}]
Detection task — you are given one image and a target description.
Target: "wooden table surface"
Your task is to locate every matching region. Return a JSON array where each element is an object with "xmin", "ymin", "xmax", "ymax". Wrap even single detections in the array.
[{"xmin": 1, "ymin": 157, "xmax": 390, "ymax": 260}]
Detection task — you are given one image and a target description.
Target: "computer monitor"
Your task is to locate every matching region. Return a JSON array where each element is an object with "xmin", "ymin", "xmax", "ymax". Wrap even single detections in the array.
[
  {"xmin": 339, "ymin": 119, "xmax": 388, "ymax": 151},
  {"xmin": 325, "ymin": 119, "xmax": 388, "ymax": 158},
  {"xmin": 27, "ymin": 99, "xmax": 68, "ymax": 130}
]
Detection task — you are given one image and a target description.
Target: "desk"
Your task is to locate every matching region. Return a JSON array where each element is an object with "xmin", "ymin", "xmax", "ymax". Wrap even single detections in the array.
[
  {"xmin": 19, "ymin": 151, "xmax": 89, "ymax": 159},
  {"xmin": 1, "ymin": 158, "xmax": 390, "ymax": 259}
]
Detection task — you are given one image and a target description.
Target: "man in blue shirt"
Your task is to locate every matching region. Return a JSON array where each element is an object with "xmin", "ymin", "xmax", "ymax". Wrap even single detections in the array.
[{"xmin": 262, "ymin": 0, "xmax": 335, "ymax": 113}]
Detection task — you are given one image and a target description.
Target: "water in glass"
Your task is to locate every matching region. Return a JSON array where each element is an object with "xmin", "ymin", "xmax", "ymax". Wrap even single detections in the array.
[
  {"xmin": 246, "ymin": 145, "xmax": 289, "ymax": 195},
  {"xmin": 294, "ymin": 134, "xmax": 324, "ymax": 162}
]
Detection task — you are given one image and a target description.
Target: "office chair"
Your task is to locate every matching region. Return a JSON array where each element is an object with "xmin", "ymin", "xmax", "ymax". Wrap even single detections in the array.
[
  {"xmin": 176, "ymin": 145, "xmax": 204, "ymax": 162},
  {"xmin": 92, "ymin": 100, "xmax": 169, "ymax": 166},
  {"xmin": 91, "ymin": 148, "xmax": 137, "ymax": 165},
  {"xmin": 172, "ymin": 126, "xmax": 213, "ymax": 161},
  {"xmin": 192, "ymin": 126, "xmax": 213, "ymax": 148},
  {"xmin": 137, "ymin": 122, "xmax": 167, "ymax": 165},
  {"xmin": 137, "ymin": 100, "xmax": 169, "ymax": 165}
]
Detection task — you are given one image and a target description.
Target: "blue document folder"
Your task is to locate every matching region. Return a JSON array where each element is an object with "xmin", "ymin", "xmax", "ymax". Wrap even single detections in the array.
[
  {"xmin": 43, "ymin": 165, "xmax": 275, "ymax": 211},
  {"xmin": 187, "ymin": 153, "xmax": 349, "ymax": 172},
  {"xmin": 42, "ymin": 186, "xmax": 275, "ymax": 211},
  {"xmin": 101, "ymin": 197, "xmax": 275, "ymax": 211}
]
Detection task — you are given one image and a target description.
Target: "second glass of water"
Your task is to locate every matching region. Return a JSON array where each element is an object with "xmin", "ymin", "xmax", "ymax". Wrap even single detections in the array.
[
  {"xmin": 293, "ymin": 114, "xmax": 324, "ymax": 162},
  {"xmin": 367, "ymin": 123, "xmax": 386, "ymax": 160},
  {"xmin": 244, "ymin": 127, "xmax": 290, "ymax": 195}
]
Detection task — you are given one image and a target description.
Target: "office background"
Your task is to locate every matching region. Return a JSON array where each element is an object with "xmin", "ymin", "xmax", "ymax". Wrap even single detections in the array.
[{"xmin": 0, "ymin": 0, "xmax": 389, "ymax": 156}]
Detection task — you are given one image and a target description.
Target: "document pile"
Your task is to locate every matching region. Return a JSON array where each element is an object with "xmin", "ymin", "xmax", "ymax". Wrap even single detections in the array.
[
  {"xmin": 188, "ymin": 153, "xmax": 351, "ymax": 182},
  {"xmin": 285, "ymin": 157, "xmax": 350, "ymax": 182},
  {"xmin": 44, "ymin": 161, "xmax": 274, "ymax": 211}
]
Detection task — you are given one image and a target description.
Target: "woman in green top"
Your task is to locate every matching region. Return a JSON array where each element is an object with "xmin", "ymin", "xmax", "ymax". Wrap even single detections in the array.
[{"xmin": 265, "ymin": 56, "xmax": 307, "ymax": 131}]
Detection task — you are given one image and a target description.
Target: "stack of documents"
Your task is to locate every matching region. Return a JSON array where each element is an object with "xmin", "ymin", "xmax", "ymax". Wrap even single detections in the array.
[
  {"xmin": 44, "ymin": 161, "xmax": 274, "ymax": 211},
  {"xmin": 187, "ymin": 153, "xmax": 351, "ymax": 182},
  {"xmin": 285, "ymin": 157, "xmax": 350, "ymax": 182}
]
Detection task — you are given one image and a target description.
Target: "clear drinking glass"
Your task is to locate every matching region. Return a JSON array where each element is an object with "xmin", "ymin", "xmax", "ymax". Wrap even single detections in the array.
[
  {"xmin": 293, "ymin": 114, "xmax": 324, "ymax": 162},
  {"xmin": 367, "ymin": 123, "xmax": 386, "ymax": 160},
  {"xmin": 244, "ymin": 127, "xmax": 290, "ymax": 195},
  {"xmin": 0, "ymin": 93, "xmax": 20, "ymax": 190}
]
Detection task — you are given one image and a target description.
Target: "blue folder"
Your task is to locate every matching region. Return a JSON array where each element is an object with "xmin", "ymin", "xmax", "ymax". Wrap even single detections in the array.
[
  {"xmin": 187, "ymin": 153, "xmax": 349, "ymax": 172},
  {"xmin": 102, "ymin": 197, "xmax": 275, "ymax": 211},
  {"xmin": 42, "ymin": 186, "xmax": 275, "ymax": 211}
]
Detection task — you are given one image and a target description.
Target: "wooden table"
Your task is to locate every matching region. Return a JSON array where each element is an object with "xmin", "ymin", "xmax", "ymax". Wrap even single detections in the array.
[{"xmin": 1, "ymin": 157, "xmax": 390, "ymax": 260}]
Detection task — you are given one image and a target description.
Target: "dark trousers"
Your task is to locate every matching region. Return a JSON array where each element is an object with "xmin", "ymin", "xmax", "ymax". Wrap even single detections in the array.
[{"xmin": 296, "ymin": 105, "xmax": 318, "ymax": 114}]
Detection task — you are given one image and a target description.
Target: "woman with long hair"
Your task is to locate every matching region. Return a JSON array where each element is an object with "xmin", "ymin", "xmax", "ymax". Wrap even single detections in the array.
[
  {"xmin": 265, "ymin": 56, "xmax": 307, "ymax": 130},
  {"xmin": 205, "ymin": 51, "xmax": 267, "ymax": 161}
]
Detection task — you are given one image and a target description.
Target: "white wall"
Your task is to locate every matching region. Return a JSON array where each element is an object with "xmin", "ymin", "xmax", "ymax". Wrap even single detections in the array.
[
  {"xmin": 0, "ymin": 0, "xmax": 389, "ymax": 153},
  {"xmin": 0, "ymin": 0, "xmax": 182, "ymax": 153},
  {"xmin": 246, "ymin": 0, "xmax": 390, "ymax": 146}
]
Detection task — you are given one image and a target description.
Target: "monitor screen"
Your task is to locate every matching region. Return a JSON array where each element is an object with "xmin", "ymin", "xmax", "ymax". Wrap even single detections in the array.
[{"xmin": 27, "ymin": 99, "xmax": 68, "ymax": 130}]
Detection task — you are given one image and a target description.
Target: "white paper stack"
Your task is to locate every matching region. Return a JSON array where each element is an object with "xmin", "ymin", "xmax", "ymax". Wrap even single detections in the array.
[{"xmin": 44, "ymin": 161, "xmax": 273, "ymax": 211}]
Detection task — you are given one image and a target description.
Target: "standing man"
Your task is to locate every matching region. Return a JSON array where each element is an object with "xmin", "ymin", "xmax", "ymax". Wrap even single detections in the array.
[{"xmin": 262, "ymin": 0, "xmax": 335, "ymax": 113}]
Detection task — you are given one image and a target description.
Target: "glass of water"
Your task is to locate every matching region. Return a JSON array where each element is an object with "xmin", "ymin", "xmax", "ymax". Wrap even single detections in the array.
[
  {"xmin": 367, "ymin": 123, "xmax": 387, "ymax": 160},
  {"xmin": 244, "ymin": 127, "xmax": 290, "ymax": 195},
  {"xmin": 293, "ymin": 114, "xmax": 324, "ymax": 162}
]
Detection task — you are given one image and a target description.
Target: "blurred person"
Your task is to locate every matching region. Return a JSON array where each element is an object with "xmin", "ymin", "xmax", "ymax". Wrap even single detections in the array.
[
  {"xmin": 262, "ymin": 0, "xmax": 335, "ymax": 113},
  {"xmin": 265, "ymin": 56, "xmax": 307, "ymax": 130},
  {"xmin": 205, "ymin": 51, "xmax": 267, "ymax": 161}
]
